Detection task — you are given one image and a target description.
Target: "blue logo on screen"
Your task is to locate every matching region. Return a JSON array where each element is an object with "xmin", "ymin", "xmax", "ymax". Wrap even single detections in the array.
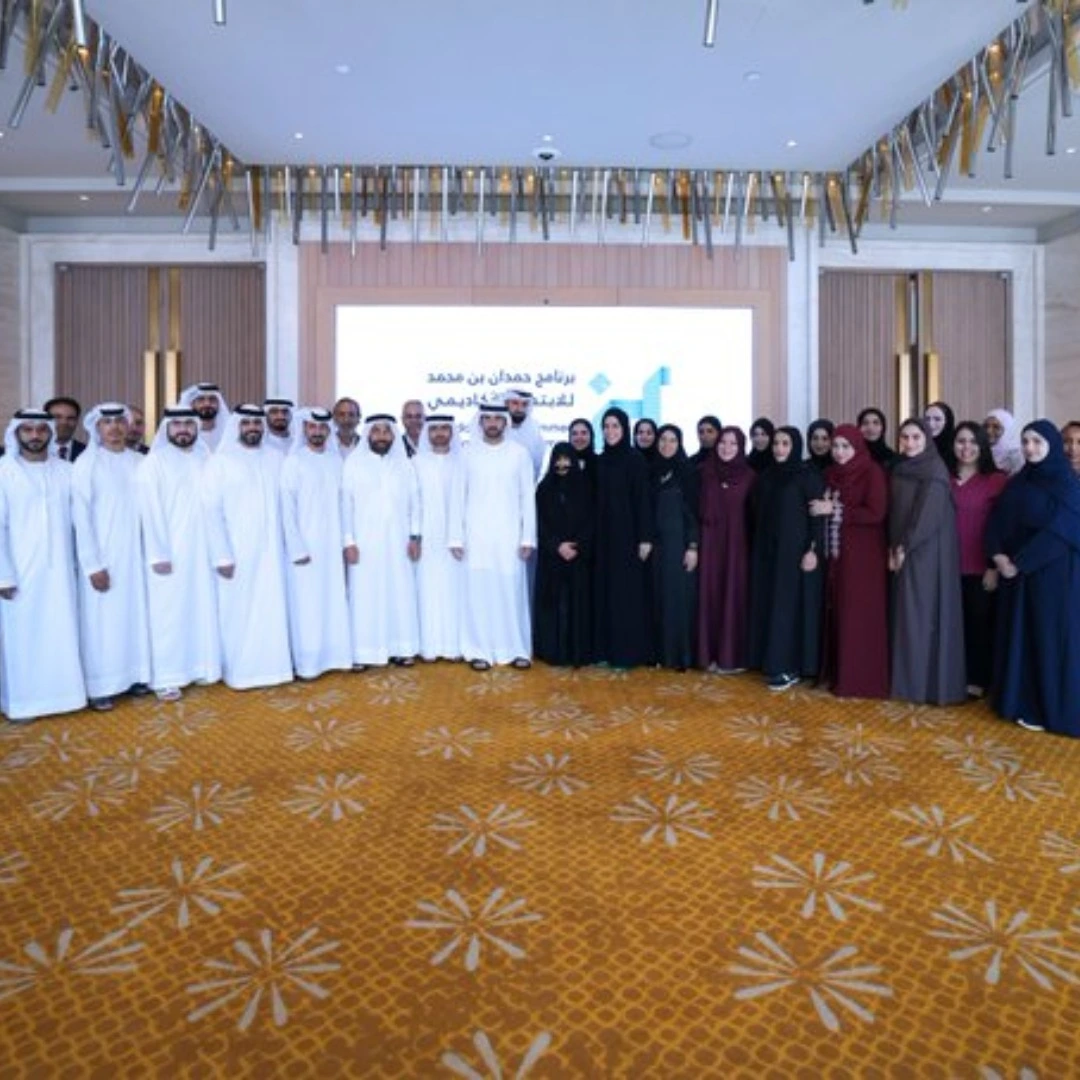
[{"xmin": 594, "ymin": 365, "xmax": 671, "ymax": 427}]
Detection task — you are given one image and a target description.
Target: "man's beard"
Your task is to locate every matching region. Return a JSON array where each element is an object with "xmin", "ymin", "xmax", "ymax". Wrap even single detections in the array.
[
  {"xmin": 168, "ymin": 434, "xmax": 196, "ymax": 448},
  {"xmin": 240, "ymin": 431, "xmax": 263, "ymax": 447}
]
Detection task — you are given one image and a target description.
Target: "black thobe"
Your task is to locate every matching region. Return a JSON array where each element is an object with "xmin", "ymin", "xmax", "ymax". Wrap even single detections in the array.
[
  {"xmin": 594, "ymin": 445, "xmax": 653, "ymax": 667},
  {"xmin": 534, "ymin": 470, "xmax": 594, "ymax": 666},
  {"xmin": 747, "ymin": 464, "xmax": 825, "ymax": 678}
]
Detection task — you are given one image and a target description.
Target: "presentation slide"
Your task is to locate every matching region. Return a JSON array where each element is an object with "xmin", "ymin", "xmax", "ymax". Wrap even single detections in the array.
[{"xmin": 336, "ymin": 305, "xmax": 754, "ymax": 448}]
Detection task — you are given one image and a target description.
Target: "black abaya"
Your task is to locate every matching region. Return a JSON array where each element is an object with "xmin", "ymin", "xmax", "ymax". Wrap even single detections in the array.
[
  {"xmin": 594, "ymin": 409, "xmax": 653, "ymax": 668},
  {"xmin": 747, "ymin": 429, "xmax": 825, "ymax": 678},
  {"xmin": 650, "ymin": 431, "xmax": 699, "ymax": 670},
  {"xmin": 534, "ymin": 448, "xmax": 594, "ymax": 666}
]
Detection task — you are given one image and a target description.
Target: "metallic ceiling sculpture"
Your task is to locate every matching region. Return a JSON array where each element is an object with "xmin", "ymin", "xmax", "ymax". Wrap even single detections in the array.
[{"xmin": 0, "ymin": 0, "xmax": 1076, "ymax": 258}]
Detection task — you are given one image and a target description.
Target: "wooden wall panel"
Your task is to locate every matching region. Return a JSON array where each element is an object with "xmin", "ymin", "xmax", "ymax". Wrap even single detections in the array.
[
  {"xmin": 299, "ymin": 242, "xmax": 788, "ymax": 420},
  {"xmin": 179, "ymin": 265, "xmax": 267, "ymax": 406},
  {"xmin": 818, "ymin": 269, "xmax": 1010, "ymax": 433},
  {"xmin": 55, "ymin": 265, "xmax": 149, "ymax": 426},
  {"xmin": 818, "ymin": 271, "xmax": 900, "ymax": 429},
  {"xmin": 928, "ymin": 271, "xmax": 1010, "ymax": 422}
]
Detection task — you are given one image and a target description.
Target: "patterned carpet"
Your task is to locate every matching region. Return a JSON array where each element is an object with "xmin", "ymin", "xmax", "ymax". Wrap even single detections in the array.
[{"xmin": 1, "ymin": 663, "xmax": 1079, "ymax": 1078}]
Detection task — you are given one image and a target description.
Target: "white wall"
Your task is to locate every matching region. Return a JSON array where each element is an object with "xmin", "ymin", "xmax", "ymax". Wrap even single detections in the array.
[
  {"xmin": 1043, "ymin": 229, "xmax": 1080, "ymax": 425},
  {"xmin": 0, "ymin": 226, "xmax": 21, "ymax": 418}
]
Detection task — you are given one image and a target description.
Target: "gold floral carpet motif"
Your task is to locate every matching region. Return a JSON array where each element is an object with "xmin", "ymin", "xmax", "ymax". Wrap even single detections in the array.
[{"xmin": 1, "ymin": 664, "xmax": 1079, "ymax": 1078}]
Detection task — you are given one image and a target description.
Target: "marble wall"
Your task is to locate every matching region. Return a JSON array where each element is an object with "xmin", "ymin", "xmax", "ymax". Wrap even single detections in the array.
[
  {"xmin": 1044, "ymin": 230, "xmax": 1080, "ymax": 426},
  {"xmin": 0, "ymin": 227, "xmax": 21, "ymax": 420}
]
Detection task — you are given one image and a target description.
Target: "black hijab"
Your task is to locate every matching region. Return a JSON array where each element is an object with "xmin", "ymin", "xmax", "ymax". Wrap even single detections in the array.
[
  {"xmin": 747, "ymin": 417, "xmax": 776, "ymax": 473},
  {"xmin": 806, "ymin": 419, "xmax": 835, "ymax": 471},
  {"xmin": 926, "ymin": 401, "xmax": 956, "ymax": 466},
  {"xmin": 652, "ymin": 423, "xmax": 693, "ymax": 489},
  {"xmin": 691, "ymin": 414, "xmax": 722, "ymax": 466},
  {"xmin": 538, "ymin": 442, "xmax": 591, "ymax": 518},
  {"xmin": 569, "ymin": 417, "xmax": 597, "ymax": 473},
  {"xmin": 634, "ymin": 418, "xmax": 660, "ymax": 465},
  {"xmin": 772, "ymin": 426, "xmax": 807, "ymax": 475},
  {"xmin": 600, "ymin": 407, "xmax": 633, "ymax": 455},
  {"xmin": 857, "ymin": 407, "xmax": 897, "ymax": 467}
]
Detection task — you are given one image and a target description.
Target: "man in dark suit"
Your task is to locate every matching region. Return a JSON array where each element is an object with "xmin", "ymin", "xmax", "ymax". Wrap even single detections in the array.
[
  {"xmin": 125, "ymin": 405, "xmax": 150, "ymax": 454},
  {"xmin": 45, "ymin": 396, "xmax": 87, "ymax": 461}
]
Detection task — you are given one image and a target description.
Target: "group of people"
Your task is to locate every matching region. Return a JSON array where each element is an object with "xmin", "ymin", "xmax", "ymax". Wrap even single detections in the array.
[
  {"xmin": 0, "ymin": 386, "xmax": 1077, "ymax": 738},
  {"xmin": 534, "ymin": 403, "xmax": 1080, "ymax": 739}
]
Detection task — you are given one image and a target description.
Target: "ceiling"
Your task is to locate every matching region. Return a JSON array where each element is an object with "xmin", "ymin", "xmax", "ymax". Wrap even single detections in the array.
[{"xmin": 1, "ymin": 0, "xmax": 1079, "ymax": 238}]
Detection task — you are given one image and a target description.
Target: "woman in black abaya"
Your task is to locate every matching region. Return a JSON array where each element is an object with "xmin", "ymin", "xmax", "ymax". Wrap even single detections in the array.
[
  {"xmin": 747, "ymin": 426, "xmax": 825, "ymax": 691},
  {"xmin": 593, "ymin": 407, "xmax": 653, "ymax": 668},
  {"xmin": 986, "ymin": 419, "xmax": 1080, "ymax": 736},
  {"xmin": 534, "ymin": 443, "xmax": 594, "ymax": 667},
  {"xmin": 649, "ymin": 424, "xmax": 699, "ymax": 671},
  {"xmin": 747, "ymin": 417, "xmax": 776, "ymax": 473}
]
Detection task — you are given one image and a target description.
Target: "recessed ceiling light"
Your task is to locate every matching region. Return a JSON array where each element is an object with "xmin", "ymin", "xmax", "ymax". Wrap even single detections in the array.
[
  {"xmin": 1067, "ymin": 146, "xmax": 1078, "ymax": 155},
  {"xmin": 786, "ymin": 139, "xmax": 798, "ymax": 148},
  {"xmin": 981, "ymin": 205, "xmax": 993, "ymax": 213},
  {"xmin": 334, "ymin": 63, "xmax": 351, "ymax": 75},
  {"xmin": 541, "ymin": 134, "xmax": 553, "ymax": 143},
  {"xmin": 78, "ymin": 194, "xmax": 90, "ymax": 202},
  {"xmin": 648, "ymin": 131, "xmax": 693, "ymax": 150},
  {"xmin": 293, "ymin": 131, "xmax": 304, "ymax": 140},
  {"xmin": 743, "ymin": 70, "xmax": 762, "ymax": 83}
]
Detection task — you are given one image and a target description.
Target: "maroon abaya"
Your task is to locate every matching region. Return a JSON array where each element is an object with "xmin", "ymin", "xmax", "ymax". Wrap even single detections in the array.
[
  {"xmin": 697, "ymin": 428, "xmax": 756, "ymax": 670},
  {"xmin": 820, "ymin": 425, "xmax": 890, "ymax": 698}
]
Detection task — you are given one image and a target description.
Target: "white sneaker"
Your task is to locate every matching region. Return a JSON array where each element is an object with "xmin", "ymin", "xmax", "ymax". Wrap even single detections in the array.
[
  {"xmin": 1016, "ymin": 718, "xmax": 1045, "ymax": 732},
  {"xmin": 156, "ymin": 687, "xmax": 182, "ymax": 702}
]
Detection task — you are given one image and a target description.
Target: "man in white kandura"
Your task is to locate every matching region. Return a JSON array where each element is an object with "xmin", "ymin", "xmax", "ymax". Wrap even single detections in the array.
[
  {"xmin": 279, "ymin": 407, "xmax": 352, "ymax": 679},
  {"xmin": 178, "ymin": 382, "xmax": 230, "ymax": 452},
  {"xmin": 71, "ymin": 403, "xmax": 152, "ymax": 710},
  {"xmin": 137, "ymin": 405, "xmax": 222, "ymax": 701},
  {"xmin": 203, "ymin": 404, "xmax": 293, "ymax": 690},
  {"xmin": 263, "ymin": 397, "xmax": 294, "ymax": 455},
  {"xmin": 0, "ymin": 410, "xmax": 86, "ymax": 720},
  {"xmin": 449, "ymin": 403, "xmax": 536, "ymax": 671},
  {"xmin": 342, "ymin": 413, "xmax": 421, "ymax": 669},
  {"xmin": 504, "ymin": 388, "xmax": 546, "ymax": 479},
  {"xmin": 413, "ymin": 413, "xmax": 464, "ymax": 661}
]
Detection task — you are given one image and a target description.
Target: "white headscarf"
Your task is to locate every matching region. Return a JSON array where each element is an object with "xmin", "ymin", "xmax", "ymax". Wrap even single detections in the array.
[
  {"xmin": 82, "ymin": 402, "xmax": 132, "ymax": 456},
  {"xmin": 504, "ymin": 388, "xmax": 542, "ymax": 436},
  {"xmin": 986, "ymin": 408, "xmax": 1023, "ymax": 474},
  {"xmin": 419, "ymin": 413, "xmax": 461, "ymax": 457},
  {"xmin": 289, "ymin": 406, "xmax": 334, "ymax": 455},
  {"xmin": 216, "ymin": 404, "xmax": 267, "ymax": 458},
  {"xmin": 466, "ymin": 404, "xmax": 510, "ymax": 447},
  {"xmin": 178, "ymin": 383, "xmax": 230, "ymax": 423},
  {"xmin": 358, "ymin": 413, "xmax": 408, "ymax": 461},
  {"xmin": 1, "ymin": 409, "xmax": 63, "ymax": 573},
  {"xmin": 149, "ymin": 406, "xmax": 209, "ymax": 461},
  {"xmin": 3, "ymin": 409, "xmax": 55, "ymax": 459}
]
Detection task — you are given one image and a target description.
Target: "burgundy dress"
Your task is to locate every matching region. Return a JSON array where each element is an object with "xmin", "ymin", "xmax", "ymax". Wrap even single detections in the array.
[
  {"xmin": 820, "ymin": 426, "xmax": 890, "ymax": 699},
  {"xmin": 697, "ymin": 431, "xmax": 756, "ymax": 670}
]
